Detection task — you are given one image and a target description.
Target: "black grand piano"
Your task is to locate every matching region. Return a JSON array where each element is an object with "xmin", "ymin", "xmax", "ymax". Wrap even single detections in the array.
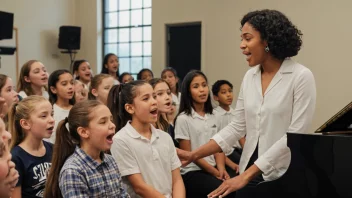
[{"xmin": 256, "ymin": 101, "xmax": 352, "ymax": 197}]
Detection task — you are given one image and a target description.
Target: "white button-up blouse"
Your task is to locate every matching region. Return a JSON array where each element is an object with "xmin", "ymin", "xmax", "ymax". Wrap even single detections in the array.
[{"xmin": 212, "ymin": 58, "xmax": 316, "ymax": 181}]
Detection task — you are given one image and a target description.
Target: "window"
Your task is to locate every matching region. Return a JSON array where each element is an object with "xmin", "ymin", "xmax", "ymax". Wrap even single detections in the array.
[{"xmin": 103, "ymin": 0, "xmax": 152, "ymax": 78}]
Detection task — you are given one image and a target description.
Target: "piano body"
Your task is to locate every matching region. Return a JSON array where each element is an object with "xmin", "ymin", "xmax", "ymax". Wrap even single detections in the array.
[{"xmin": 256, "ymin": 101, "xmax": 352, "ymax": 197}]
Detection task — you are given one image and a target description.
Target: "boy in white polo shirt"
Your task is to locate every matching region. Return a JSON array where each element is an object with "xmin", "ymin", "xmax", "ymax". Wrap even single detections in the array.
[
  {"xmin": 212, "ymin": 80, "xmax": 245, "ymax": 176},
  {"xmin": 110, "ymin": 80, "xmax": 185, "ymax": 198}
]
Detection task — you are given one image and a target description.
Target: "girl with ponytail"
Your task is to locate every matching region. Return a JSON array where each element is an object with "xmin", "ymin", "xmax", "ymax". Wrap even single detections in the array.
[
  {"xmin": 110, "ymin": 80, "xmax": 185, "ymax": 198},
  {"xmin": 44, "ymin": 100, "xmax": 129, "ymax": 198},
  {"xmin": 8, "ymin": 95, "xmax": 54, "ymax": 198}
]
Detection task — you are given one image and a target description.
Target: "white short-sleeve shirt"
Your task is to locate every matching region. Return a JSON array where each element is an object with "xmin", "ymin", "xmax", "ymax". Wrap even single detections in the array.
[
  {"xmin": 214, "ymin": 106, "xmax": 241, "ymax": 153},
  {"xmin": 113, "ymin": 79, "xmax": 120, "ymax": 85},
  {"xmin": 212, "ymin": 58, "xmax": 316, "ymax": 181},
  {"xmin": 171, "ymin": 92, "xmax": 181, "ymax": 105},
  {"xmin": 18, "ymin": 89, "xmax": 49, "ymax": 100},
  {"xmin": 171, "ymin": 92, "xmax": 181, "ymax": 113},
  {"xmin": 175, "ymin": 109, "xmax": 219, "ymax": 174},
  {"xmin": 111, "ymin": 122, "xmax": 181, "ymax": 198}
]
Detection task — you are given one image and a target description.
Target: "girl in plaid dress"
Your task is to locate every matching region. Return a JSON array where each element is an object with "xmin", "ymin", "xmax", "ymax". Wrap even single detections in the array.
[{"xmin": 44, "ymin": 100, "xmax": 129, "ymax": 198}]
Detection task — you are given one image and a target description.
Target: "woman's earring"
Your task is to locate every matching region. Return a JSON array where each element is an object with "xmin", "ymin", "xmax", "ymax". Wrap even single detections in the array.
[{"xmin": 265, "ymin": 46, "xmax": 270, "ymax": 52}]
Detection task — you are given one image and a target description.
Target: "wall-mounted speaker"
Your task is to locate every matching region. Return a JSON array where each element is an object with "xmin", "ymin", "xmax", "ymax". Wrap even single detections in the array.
[
  {"xmin": 58, "ymin": 26, "xmax": 81, "ymax": 50},
  {"xmin": 0, "ymin": 11, "xmax": 14, "ymax": 40}
]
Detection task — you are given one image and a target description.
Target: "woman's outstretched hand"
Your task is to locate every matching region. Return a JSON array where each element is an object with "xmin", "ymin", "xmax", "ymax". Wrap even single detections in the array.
[
  {"xmin": 207, "ymin": 174, "xmax": 249, "ymax": 198},
  {"xmin": 176, "ymin": 148, "xmax": 194, "ymax": 167},
  {"xmin": 208, "ymin": 164, "xmax": 262, "ymax": 197}
]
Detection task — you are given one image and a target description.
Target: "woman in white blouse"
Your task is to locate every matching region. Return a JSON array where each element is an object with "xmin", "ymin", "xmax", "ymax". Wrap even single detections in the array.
[{"xmin": 177, "ymin": 9, "xmax": 316, "ymax": 198}]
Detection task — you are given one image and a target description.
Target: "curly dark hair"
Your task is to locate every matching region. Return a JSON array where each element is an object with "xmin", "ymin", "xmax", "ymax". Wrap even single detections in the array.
[{"xmin": 241, "ymin": 9, "xmax": 303, "ymax": 60}]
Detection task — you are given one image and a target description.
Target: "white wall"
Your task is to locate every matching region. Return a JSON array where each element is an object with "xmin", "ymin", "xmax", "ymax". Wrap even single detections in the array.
[
  {"xmin": 74, "ymin": 0, "xmax": 103, "ymax": 75},
  {"xmin": 152, "ymin": 0, "xmax": 352, "ymax": 131},
  {"xmin": 0, "ymin": 0, "xmax": 103, "ymax": 82},
  {"xmin": 0, "ymin": 0, "xmax": 76, "ymax": 83}
]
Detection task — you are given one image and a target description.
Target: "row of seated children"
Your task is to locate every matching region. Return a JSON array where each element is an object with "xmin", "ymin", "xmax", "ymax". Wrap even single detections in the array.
[
  {"xmin": 0, "ymin": 74, "xmax": 184, "ymax": 196},
  {"xmin": 0, "ymin": 62, "xmax": 241, "ymax": 197}
]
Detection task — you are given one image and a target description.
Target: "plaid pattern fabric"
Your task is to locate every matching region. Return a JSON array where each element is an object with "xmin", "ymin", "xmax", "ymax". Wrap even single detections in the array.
[{"xmin": 59, "ymin": 146, "xmax": 130, "ymax": 198}]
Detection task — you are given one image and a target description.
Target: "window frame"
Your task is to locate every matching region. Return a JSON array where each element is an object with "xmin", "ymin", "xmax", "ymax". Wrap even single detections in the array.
[{"xmin": 102, "ymin": 0, "xmax": 152, "ymax": 78}]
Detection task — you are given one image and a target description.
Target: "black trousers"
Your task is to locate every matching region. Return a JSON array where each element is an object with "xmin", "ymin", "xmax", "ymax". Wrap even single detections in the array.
[
  {"xmin": 182, "ymin": 170, "xmax": 236, "ymax": 198},
  {"xmin": 236, "ymin": 145, "xmax": 264, "ymax": 198}
]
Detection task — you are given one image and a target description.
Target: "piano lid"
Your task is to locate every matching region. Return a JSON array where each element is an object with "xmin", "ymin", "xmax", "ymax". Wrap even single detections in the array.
[{"xmin": 315, "ymin": 101, "xmax": 352, "ymax": 133}]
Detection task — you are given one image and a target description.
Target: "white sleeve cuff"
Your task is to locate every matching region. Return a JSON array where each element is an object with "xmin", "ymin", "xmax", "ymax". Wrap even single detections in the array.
[
  {"xmin": 254, "ymin": 156, "xmax": 275, "ymax": 176},
  {"xmin": 211, "ymin": 134, "xmax": 234, "ymax": 155},
  {"xmin": 120, "ymin": 168, "xmax": 141, "ymax": 177},
  {"xmin": 255, "ymin": 135, "xmax": 291, "ymax": 181},
  {"xmin": 175, "ymin": 135, "xmax": 190, "ymax": 140},
  {"xmin": 172, "ymin": 160, "xmax": 181, "ymax": 171}
]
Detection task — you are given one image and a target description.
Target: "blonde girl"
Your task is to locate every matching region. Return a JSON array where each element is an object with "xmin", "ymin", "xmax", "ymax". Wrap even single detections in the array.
[{"xmin": 8, "ymin": 95, "xmax": 54, "ymax": 198}]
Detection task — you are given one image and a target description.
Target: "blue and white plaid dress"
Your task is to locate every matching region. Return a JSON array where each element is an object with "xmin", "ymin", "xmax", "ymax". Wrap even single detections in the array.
[{"xmin": 59, "ymin": 146, "xmax": 130, "ymax": 198}]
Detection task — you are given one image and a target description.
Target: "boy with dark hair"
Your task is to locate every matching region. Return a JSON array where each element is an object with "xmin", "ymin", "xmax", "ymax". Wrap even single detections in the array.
[{"xmin": 212, "ymin": 80, "xmax": 245, "ymax": 176}]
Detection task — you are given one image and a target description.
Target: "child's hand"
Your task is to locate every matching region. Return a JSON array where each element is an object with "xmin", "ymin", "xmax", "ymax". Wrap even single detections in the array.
[
  {"xmin": 6, "ymin": 161, "xmax": 19, "ymax": 188},
  {"xmin": 176, "ymin": 148, "xmax": 194, "ymax": 167},
  {"xmin": 209, "ymin": 168, "xmax": 221, "ymax": 179},
  {"xmin": 230, "ymin": 163, "xmax": 240, "ymax": 174},
  {"xmin": 218, "ymin": 168, "xmax": 230, "ymax": 181}
]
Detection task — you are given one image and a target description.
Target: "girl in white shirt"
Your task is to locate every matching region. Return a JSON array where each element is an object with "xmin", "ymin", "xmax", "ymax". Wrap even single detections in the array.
[
  {"xmin": 110, "ymin": 80, "xmax": 185, "ymax": 198},
  {"xmin": 47, "ymin": 69, "xmax": 75, "ymax": 143},
  {"xmin": 17, "ymin": 60, "xmax": 49, "ymax": 100},
  {"xmin": 175, "ymin": 70, "xmax": 236, "ymax": 198},
  {"xmin": 101, "ymin": 53, "xmax": 120, "ymax": 85},
  {"xmin": 72, "ymin": 60, "xmax": 93, "ymax": 90},
  {"xmin": 178, "ymin": 9, "xmax": 316, "ymax": 198},
  {"xmin": 161, "ymin": 67, "xmax": 181, "ymax": 113}
]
